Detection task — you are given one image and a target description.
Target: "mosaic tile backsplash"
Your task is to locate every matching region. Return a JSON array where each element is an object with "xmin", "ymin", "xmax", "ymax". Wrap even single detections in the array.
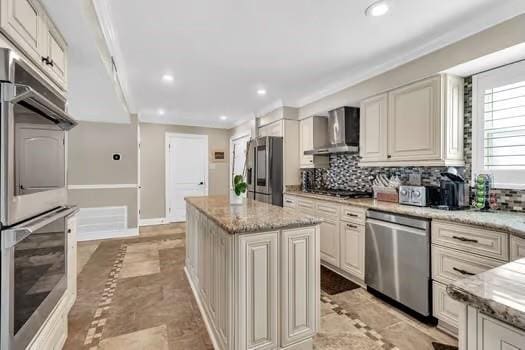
[{"xmin": 301, "ymin": 76, "xmax": 525, "ymax": 212}]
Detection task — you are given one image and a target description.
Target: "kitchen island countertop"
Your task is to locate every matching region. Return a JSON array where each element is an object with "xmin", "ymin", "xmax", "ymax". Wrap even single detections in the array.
[{"xmin": 185, "ymin": 195, "xmax": 322, "ymax": 234}]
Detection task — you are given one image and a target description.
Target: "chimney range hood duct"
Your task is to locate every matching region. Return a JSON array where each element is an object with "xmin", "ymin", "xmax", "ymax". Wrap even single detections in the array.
[{"xmin": 304, "ymin": 106, "xmax": 360, "ymax": 155}]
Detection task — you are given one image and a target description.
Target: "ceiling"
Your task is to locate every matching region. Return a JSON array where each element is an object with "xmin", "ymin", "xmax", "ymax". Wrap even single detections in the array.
[
  {"xmin": 41, "ymin": 0, "xmax": 130, "ymax": 123},
  {"xmin": 43, "ymin": 0, "xmax": 525, "ymax": 128}
]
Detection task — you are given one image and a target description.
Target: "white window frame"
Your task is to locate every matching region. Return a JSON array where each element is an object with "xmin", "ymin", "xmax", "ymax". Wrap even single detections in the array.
[
  {"xmin": 229, "ymin": 133, "xmax": 251, "ymax": 190},
  {"xmin": 472, "ymin": 60, "xmax": 525, "ymax": 189}
]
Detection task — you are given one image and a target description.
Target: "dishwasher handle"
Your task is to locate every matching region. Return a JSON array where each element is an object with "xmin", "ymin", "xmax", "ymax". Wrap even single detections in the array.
[{"xmin": 366, "ymin": 218, "xmax": 429, "ymax": 237}]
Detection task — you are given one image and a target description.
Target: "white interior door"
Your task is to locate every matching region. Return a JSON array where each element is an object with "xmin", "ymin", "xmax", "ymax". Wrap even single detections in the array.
[{"xmin": 167, "ymin": 133, "xmax": 208, "ymax": 222}]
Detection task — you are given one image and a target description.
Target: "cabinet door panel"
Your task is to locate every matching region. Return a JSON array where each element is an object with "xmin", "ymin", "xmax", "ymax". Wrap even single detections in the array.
[
  {"xmin": 360, "ymin": 93, "xmax": 388, "ymax": 162},
  {"xmin": 281, "ymin": 227, "xmax": 317, "ymax": 346},
  {"xmin": 320, "ymin": 220, "xmax": 340, "ymax": 267},
  {"xmin": 300, "ymin": 117, "xmax": 314, "ymax": 166},
  {"xmin": 478, "ymin": 314, "xmax": 525, "ymax": 350},
  {"xmin": 511, "ymin": 236, "xmax": 525, "ymax": 261},
  {"xmin": 1, "ymin": 0, "xmax": 44, "ymax": 62},
  {"xmin": 340, "ymin": 222, "xmax": 365, "ymax": 279},
  {"xmin": 388, "ymin": 77, "xmax": 441, "ymax": 160},
  {"xmin": 238, "ymin": 232, "xmax": 278, "ymax": 350},
  {"xmin": 44, "ymin": 22, "xmax": 67, "ymax": 86}
]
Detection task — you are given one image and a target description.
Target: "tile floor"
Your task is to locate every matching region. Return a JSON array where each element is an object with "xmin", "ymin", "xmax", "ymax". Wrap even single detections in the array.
[{"xmin": 66, "ymin": 223, "xmax": 457, "ymax": 350}]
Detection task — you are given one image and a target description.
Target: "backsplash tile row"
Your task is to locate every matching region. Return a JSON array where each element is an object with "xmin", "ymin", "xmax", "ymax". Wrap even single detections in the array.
[{"xmin": 300, "ymin": 76, "xmax": 525, "ymax": 212}]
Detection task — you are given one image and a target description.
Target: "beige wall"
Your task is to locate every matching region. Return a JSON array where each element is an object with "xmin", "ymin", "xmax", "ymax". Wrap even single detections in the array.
[
  {"xmin": 67, "ymin": 121, "xmax": 139, "ymax": 228},
  {"xmin": 299, "ymin": 14, "xmax": 525, "ymax": 118},
  {"xmin": 230, "ymin": 118, "xmax": 256, "ymax": 139},
  {"xmin": 140, "ymin": 123, "xmax": 230, "ymax": 219}
]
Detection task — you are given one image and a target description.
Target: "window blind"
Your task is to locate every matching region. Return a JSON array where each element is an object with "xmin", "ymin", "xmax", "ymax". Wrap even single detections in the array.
[{"xmin": 483, "ymin": 80, "xmax": 525, "ymax": 169}]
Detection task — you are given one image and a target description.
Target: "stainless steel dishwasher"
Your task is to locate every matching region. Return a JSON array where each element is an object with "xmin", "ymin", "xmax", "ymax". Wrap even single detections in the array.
[{"xmin": 365, "ymin": 210, "xmax": 431, "ymax": 317}]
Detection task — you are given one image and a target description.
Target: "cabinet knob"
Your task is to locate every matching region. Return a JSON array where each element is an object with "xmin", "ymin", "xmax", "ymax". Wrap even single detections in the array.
[
  {"xmin": 41, "ymin": 56, "xmax": 54, "ymax": 67},
  {"xmin": 387, "ymin": 155, "xmax": 392, "ymax": 159}
]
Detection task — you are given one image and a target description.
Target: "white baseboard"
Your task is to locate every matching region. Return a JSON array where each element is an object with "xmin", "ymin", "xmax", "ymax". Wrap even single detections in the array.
[
  {"xmin": 139, "ymin": 217, "xmax": 168, "ymax": 226},
  {"xmin": 77, "ymin": 227, "xmax": 139, "ymax": 242}
]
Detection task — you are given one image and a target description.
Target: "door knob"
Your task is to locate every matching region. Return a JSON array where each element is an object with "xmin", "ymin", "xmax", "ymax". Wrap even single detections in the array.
[{"xmin": 198, "ymin": 182, "xmax": 204, "ymax": 185}]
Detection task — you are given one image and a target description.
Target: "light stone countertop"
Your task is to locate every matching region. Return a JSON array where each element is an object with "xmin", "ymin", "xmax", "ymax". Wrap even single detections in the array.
[
  {"xmin": 447, "ymin": 258, "xmax": 525, "ymax": 330},
  {"xmin": 285, "ymin": 191, "xmax": 525, "ymax": 238},
  {"xmin": 185, "ymin": 196, "xmax": 322, "ymax": 234}
]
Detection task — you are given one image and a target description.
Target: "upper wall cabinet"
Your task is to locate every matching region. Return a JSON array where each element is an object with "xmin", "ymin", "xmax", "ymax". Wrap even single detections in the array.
[
  {"xmin": 0, "ymin": 0, "xmax": 68, "ymax": 91},
  {"xmin": 299, "ymin": 116, "xmax": 329, "ymax": 168},
  {"xmin": 360, "ymin": 74, "xmax": 464, "ymax": 167}
]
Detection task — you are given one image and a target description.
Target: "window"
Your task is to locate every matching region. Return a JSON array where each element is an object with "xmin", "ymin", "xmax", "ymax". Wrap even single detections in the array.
[
  {"xmin": 472, "ymin": 60, "xmax": 525, "ymax": 189},
  {"xmin": 229, "ymin": 134, "xmax": 250, "ymax": 188}
]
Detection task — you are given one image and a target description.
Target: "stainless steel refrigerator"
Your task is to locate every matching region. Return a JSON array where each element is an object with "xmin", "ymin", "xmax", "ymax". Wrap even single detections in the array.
[{"xmin": 247, "ymin": 136, "xmax": 283, "ymax": 206}]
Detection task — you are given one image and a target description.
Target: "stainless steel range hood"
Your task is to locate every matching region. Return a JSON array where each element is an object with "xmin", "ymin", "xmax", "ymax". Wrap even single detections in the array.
[{"xmin": 304, "ymin": 106, "xmax": 360, "ymax": 155}]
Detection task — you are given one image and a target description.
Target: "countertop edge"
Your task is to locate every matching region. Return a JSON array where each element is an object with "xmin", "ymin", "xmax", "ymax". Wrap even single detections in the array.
[
  {"xmin": 186, "ymin": 197, "xmax": 322, "ymax": 235},
  {"xmin": 446, "ymin": 283, "xmax": 525, "ymax": 330}
]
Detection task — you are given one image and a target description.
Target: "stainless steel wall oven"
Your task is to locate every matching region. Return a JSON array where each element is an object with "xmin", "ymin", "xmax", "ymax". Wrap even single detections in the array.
[{"xmin": 0, "ymin": 48, "xmax": 78, "ymax": 350}]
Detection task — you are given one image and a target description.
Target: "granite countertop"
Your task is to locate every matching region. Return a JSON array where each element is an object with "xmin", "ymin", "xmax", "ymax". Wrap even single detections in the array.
[
  {"xmin": 447, "ymin": 258, "xmax": 525, "ymax": 330},
  {"xmin": 185, "ymin": 196, "xmax": 322, "ymax": 234},
  {"xmin": 285, "ymin": 191, "xmax": 525, "ymax": 238}
]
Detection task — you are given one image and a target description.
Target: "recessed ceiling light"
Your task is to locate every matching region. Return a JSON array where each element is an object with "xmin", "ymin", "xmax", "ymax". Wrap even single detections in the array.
[
  {"xmin": 220, "ymin": 115, "xmax": 228, "ymax": 121},
  {"xmin": 257, "ymin": 89, "xmax": 267, "ymax": 96},
  {"xmin": 158, "ymin": 108, "xmax": 165, "ymax": 115},
  {"xmin": 365, "ymin": 0, "xmax": 390, "ymax": 17},
  {"xmin": 162, "ymin": 74, "xmax": 174, "ymax": 82}
]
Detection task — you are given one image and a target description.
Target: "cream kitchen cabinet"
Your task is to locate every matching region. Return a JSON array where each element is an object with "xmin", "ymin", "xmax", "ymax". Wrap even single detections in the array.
[
  {"xmin": 299, "ymin": 116, "xmax": 329, "ymax": 168},
  {"xmin": 319, "ymin": 219, "xmax": 340, "ymax": 267},
  {"xmin": 461, "ymin": 306, "xmax": 525, "ymax": 350},
  {"xmin": 66, "ymin": 213, "xmax": 78, "ymax": 309},
  {"xmin": 0, "ymin": 0, "xmax": 68, "ymax": 90},
  {"xmin": 258, "ymin": 120, "xmax": 283, "ymax": 137},
  {"xmin": 284, "ymin": 193, "xmax": 366, "ymax": 284},
  {"xmin": 360, "ymin": 93, "xmax": 388, "ymax": 162},
  {"xmin": 360, "ymin": 75, "xmax": 464, "ymax": 167},
  {"xmin": 511, "ymin": 235, "xmax": 525, "ymax": 260},
  {"xmin": 340, "ymin": 222, "xmax": 365, "ymax": 280}
]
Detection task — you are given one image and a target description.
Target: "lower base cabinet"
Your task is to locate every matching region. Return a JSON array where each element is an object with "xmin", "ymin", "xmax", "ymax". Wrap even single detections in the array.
[
  {"xmin": 462, "ymin": 306, "xmax": 525, "ymax": 350},
  {"xmin": 186, "ymin": 205, "xmax": 320, "ymax": 350},
  {"xmin": 340, "ymin": 222, "xmax": 365, "ymax": 280},
  {"xmin": 319, "ymin": 219, "xmax": 340, "ymax": 267}
]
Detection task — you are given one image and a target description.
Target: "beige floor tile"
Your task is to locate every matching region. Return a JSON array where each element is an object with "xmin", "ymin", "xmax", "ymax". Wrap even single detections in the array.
[
  {"xmin": 98, "ymin": 325, "xmax": 169, "ymax": 350},
  {"xmin": 120, "ymin": 260, "xmax": 160, "ymax": 278},
  {"xmin": 124, "ymin": 250, "xmax": 159, "ymax": 264},
  {"xmin": 77, "ymin": 242, "xmax": 100, "ymax": 275},
  {"xmin": 380, "ymin": 321, "xmax": 442, "ymax": 350}
]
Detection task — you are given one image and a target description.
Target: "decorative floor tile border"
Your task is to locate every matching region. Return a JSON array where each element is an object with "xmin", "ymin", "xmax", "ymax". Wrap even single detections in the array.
[
  {"xmin": 320, "ymin": 293, "xmax": 400, "ymax": 350},
  {"xmin": 83, "ymin": 244, "xmax": 127, "ymax": 349}
]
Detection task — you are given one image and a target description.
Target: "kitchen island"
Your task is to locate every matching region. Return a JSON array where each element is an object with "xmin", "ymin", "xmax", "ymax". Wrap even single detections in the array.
[{"xmin": 185, "ymin": 196, "xmax": 322, "ymax": 350}]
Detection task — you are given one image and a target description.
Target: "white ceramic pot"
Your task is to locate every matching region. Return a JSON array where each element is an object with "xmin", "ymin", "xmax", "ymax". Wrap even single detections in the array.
[{"xmin": 230, "ymin": 190, "xmax": 247, "ymax": 205}]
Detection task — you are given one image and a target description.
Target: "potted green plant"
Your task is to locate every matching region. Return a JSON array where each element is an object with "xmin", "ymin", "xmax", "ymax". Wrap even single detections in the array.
[{"xmin": 231, "ymin": 174, "xmax": 248, "ymax": 205}]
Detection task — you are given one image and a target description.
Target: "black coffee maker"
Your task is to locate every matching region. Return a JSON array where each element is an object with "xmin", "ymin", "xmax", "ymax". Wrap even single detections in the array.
[{"xmin": 435, "ymin": 167, "xmax": 469, "ymax": 210}]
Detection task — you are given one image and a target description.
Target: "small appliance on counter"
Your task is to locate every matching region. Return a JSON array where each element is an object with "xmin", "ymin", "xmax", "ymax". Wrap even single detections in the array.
[
  {"xmin": 433, "ymin": 167, "xmax": 469, "ymax": 210},
  {"xmin": 372, "ymin": 174, "xmax": 400, "ymax": 203},
  {"xmin": 399, "ymin": 185, "xmax": 439, "ymax": 207}
]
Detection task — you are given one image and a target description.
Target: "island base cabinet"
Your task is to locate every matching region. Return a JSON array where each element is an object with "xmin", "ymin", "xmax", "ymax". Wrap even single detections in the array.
[
  {"xmin": 185, "ymin": 204, "xmax": 320, "ymax": 350},
  {"xmin": 237, "ymin": 232, "xmax": 279, "ymax": 350},
  {"xmin": 462, "ymin": 306, "xmax": 525, "ymax": 350}
]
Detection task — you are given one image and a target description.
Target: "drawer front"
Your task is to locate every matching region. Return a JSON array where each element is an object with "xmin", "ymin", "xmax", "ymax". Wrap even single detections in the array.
[
  {"xmin": 511, "ymin": 235, "xmax": 525, "ymax": 261},
  {"xmin": 315, "ymin": 201, "xmax": 340, "ymax": 219},
  {"xmin": 297, "ymin": 198, "xmax": 316, "ymax": 213},
  {"xmin": 340, "ymin": 206, "xmax": 366, "ymax": 225},
  {"xmin": 432, "ymin": 281, "xmax": 461, "ymax": 329},
  {"xmin": 283, "ymin": 195, "xmax": 297, "ymax": 209},
  {"xmin": 432, "ymin": 245, "xmax": 503, "ymax": 285},
  {"xmin": 432, "ymin": 220, "xmax": 509, "ymax": 261}
]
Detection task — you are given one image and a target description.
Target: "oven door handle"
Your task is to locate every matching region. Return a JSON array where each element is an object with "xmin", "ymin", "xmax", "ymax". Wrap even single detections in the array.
[
  {"xmin": 8, "ymin": 84, "xmax": 78, "ymax": 130},
  {"xmin": 2, "ymin": 206, "xmax": 79, "ymax": 248}
]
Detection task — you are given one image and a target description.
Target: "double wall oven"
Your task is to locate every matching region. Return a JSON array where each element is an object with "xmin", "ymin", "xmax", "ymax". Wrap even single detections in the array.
[{"xmin": 0, "ymin": 48, "xmax": 78, "ymax": 350}]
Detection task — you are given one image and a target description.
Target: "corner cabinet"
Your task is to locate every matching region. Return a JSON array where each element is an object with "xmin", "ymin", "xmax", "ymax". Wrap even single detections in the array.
[
  {"xmin": 360, "ymin": 74, "xmax": 464, "ymax": 167},
  {"xmin": 0, "ymin": 0, "xmax": 68, "ymax": 90}
]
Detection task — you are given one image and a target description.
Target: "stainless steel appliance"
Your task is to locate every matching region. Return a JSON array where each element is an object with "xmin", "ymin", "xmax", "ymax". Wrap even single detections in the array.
[
  {"xmin": 365, "ymin": 210, "xmax": 431, "ymax": 317},
  {"xmin": 398, "ymin": 185, "xmax": 439, "ymax": 207},
  {"xmin": 0, "ymin": 48, "xmax": 77, "ymax": 226},
  {"xmin": 435, "ymin": 167, "xmax": 469, "ymax": 210},
  {"xmin": 1, "ymin": 206, "xmax": 78, "ymax": 350},
  {"xmin": 0, "ymin": 48, "xmax": 78, "ymax": 350},
  {"xmin": 246, "ymin": 139, "xmax": 255, "ymax": 199},
  {"xmin": 304, "ymin": 106, "xmax": 360, "ymax": 155},
  {"xmin": 254, "ymin": 136, "xmax": 283, "ymax": 206}
]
